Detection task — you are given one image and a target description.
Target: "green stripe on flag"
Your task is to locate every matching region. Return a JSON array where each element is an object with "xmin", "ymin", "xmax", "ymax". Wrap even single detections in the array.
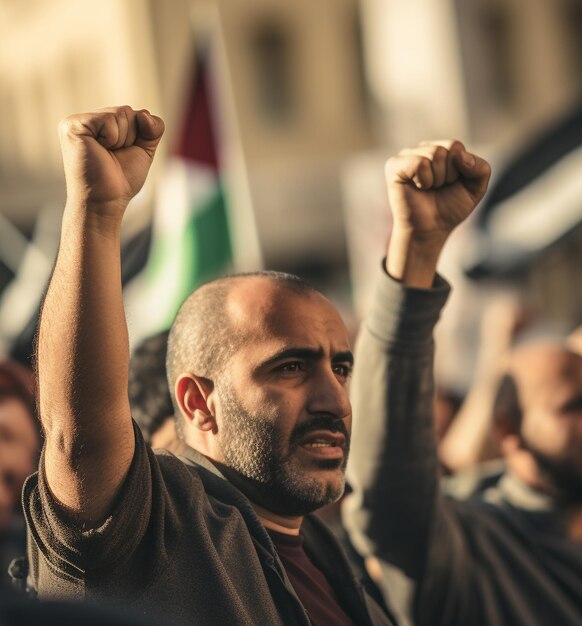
[
  {"xmin": 184, "ymin": 181, "xmax": 232, "ymax": 291},
  {"xmin": 147, "ymin": 181, "xmax": 232, "ymax": 329}
]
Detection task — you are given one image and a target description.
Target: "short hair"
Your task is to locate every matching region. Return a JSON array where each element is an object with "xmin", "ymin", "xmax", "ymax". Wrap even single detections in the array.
[
  {"xmin": 128, "ymin": 330, "xmax": 173, "ymax": 442},
  {"xmin": 492, "ymin": 373, "xmax": 522, "ymax": 434},
  {"xmin": 166, "ymin": 271, "xmax": 316, "ymax": 436}
]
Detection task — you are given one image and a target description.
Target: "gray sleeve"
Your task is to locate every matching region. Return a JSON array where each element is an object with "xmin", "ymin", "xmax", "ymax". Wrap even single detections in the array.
[
  {"xmin": 23, "ymin": 422, "xmax": 153, "ymax": 595},
  {"xmin": 343, "ymin": 269, "xmax": 475, "ymax": 625}
]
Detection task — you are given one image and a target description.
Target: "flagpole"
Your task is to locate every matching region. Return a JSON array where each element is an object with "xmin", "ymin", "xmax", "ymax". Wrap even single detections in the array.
[{"xmin": 190, "ymin": 1, "xmax": 264, "ymax": 273}]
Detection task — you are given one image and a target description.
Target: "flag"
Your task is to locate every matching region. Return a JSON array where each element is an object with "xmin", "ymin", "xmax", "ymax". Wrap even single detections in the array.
[{"xmin": 126, "ymin": 50, "xmax": 233, "ymax": 341}]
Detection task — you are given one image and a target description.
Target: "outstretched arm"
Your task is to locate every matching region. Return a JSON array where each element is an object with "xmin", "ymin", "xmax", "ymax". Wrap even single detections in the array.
[
  {"xmin": 38, "ymin": 106, "xmax": 164, "ymax": 524},
  {"xmin": 344, "ymin": 141, "xmax": 490, "ymax": 621}
]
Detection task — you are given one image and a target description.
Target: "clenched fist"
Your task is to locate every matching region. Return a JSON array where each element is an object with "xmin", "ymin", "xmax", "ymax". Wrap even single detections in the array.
[
  {"xmin": 385, "ymin": 140, "xmax": 491, "ymax": 287},
  {"xmin": 59, "ymin": 105, "xmax": 165, "ymax": 219}
]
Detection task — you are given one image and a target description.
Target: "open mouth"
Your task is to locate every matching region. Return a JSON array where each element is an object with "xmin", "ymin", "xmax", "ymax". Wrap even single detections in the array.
[{"xmin": 296, "ymin": 430, "xmax": 346, "ymax": 458}]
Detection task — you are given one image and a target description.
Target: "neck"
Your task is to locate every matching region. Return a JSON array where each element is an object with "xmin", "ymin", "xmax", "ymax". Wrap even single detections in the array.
[
  {"xmin": 507, "ymin": 454, "xmax": 582, "ymax": 540},
  {"xmin": 251, "ymin": 502, "xmax": 302, "ymax": 536},
  {"xmin": 205, "ymin": 460, "xmax": 305, "ymax": 535}
]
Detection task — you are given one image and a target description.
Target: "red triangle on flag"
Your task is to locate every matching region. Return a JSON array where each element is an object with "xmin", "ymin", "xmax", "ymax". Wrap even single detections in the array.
[{"xmin": 173, "ymin": 52, "xmax": 219, "ymax": 171}]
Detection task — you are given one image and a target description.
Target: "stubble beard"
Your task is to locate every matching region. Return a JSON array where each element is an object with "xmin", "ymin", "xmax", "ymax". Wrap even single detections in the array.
[
  {"xmin": 217, "ymin": 380, "xmax": 348, "ymax": 516},
  {"xmin": 521, "ymin": 435, "xmax": 582, "ymax": 505}
]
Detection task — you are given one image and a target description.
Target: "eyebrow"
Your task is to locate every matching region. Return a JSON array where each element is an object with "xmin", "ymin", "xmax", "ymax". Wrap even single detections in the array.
[{"xmin": 259, "ymin": 347, "xmax": 354, "ymax": 369}]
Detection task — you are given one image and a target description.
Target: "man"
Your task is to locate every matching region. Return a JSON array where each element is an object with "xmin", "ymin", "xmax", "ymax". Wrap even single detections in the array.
[
  {"xmin": 344, "ymin": 144, "xmax": 582, "ymax": 625},
  {"xmin": 0, "ymin": 360, "xmax": 40, "ymax": 591},
  {"xmin": 23, "ymin": 106, "xmax": 487, "ymax": 625}
]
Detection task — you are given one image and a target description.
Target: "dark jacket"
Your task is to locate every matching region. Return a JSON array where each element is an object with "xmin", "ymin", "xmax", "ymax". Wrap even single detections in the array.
[
  {"xmin": 344, "ymin": 270, "xmax": 582, "ymax": 626},
  {"xmin": 24, "ymin": 425, "xmax": 395, "ymax": 626}
]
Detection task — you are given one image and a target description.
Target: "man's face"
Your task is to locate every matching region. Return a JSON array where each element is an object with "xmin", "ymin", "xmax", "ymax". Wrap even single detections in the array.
[
  {"xmin": 0, "ymin": 396, "xmax": 39, "ymax": 528},
  {"xmin": 515, "ymin": 344, "xmax": 582, "ymax": 503},
  {"xmin": 213, "ymin": 280, "xmax": 353, "ymax": 516}
]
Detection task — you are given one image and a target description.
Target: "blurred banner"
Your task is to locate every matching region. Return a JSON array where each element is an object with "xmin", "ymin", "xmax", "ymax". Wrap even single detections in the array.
[{"xmin": 464, "ymin": 104, "xmax": 582, "ymax": 280}]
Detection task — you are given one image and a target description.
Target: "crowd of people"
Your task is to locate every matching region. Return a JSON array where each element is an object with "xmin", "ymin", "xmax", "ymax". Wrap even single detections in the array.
[{"xmin": 0, "ymin": 104, "xmax": 581, "ymax": 626}]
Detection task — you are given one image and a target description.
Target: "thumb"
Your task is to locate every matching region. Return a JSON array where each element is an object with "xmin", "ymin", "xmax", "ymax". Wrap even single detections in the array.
[
  {"xmin": 453, "ymin": 150, "xmax": 491, "ymax": 199},
  {"xmin": 135, "ymin": 110, "xmax": 165, "ymax": 157}
]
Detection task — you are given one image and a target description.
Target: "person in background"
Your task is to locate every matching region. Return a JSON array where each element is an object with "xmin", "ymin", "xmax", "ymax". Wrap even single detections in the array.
[
  {"xmin": 0, "ymin": 361, "xmax": 40, "ymax": 590},
  {"xmin": 344, "ymin": 141, "xmax": 582, "ymax": 626},
  {"xmin": 438, "ymin": 293, "xmax": 527, "ymax": 475},
  {"xmin": 128, "ymin": 330, "xmax": 182, "ymax": 453}
]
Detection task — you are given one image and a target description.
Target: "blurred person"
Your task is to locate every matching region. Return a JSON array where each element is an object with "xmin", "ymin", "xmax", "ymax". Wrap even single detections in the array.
[
  {"xmin": 432, "ymin": 386, "xmax": 463, "ymax": 445},
  {"xmin": 491, "ymin": 342, "xmax": 582, "ymax": 509},
  {"xmin": 344, "ymin": 142, "xmax": 582, "ymax": 626},
  {"xmin": 438, "ymin": 293, "xmax": 527, "ymax": 474},
  {"xmin": 0, "ymin": 361, "xmax": 40, "ymax": 591},
  {"xmin": 128, "ymin": 330, "xmax": 182, "ymax": 452},
  {"xmin": 22, "ymin": 106, "xmax": 409, "ymax": 626}
]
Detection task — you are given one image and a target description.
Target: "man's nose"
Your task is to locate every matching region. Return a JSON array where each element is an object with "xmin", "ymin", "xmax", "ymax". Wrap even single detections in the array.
[{"xmin": 308, "ymin": 366, "xmax": 351, "ymax": 419}]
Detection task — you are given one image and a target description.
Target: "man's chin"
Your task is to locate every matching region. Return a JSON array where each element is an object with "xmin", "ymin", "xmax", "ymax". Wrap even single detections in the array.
[
  {"xmin": 215, "ymin": 461, "xmax": 345, "ymax": 516},
  {"xmin": 263, "ymin": 468, "xmax": 346, "ymax": 516},
  {"xmin": 525, "ymin": 443, "xmax": 582, "ymax": 504},
  {"xmin": 272, "ymin": 462, "xmax": 346, "ymax": 513}
]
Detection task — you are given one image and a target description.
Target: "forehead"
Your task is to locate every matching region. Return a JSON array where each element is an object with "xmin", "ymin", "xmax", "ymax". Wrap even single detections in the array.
[
  {"xmin": 513, "ymin": 344, "xmax": 582, "ymax": 406},
  {"xmin": 226, "ymin": 278, "xmax": 350, "ymax": 356}
]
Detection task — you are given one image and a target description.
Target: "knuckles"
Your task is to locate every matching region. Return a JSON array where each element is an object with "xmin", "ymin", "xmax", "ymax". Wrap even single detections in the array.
[
  {"xmin": 385, "ymin": 138, "xmax": 485, "ymax": 183},
  {"xmin": 430, "ymin": 145, "xmax": 448, "ymax": 161},
  {"xmin": 58, "ymin": 106, "xmax": 135, "ymax": 139},
  {"xmin": 416, "ymin": 156, "xmax": 432, "ymax": 173}
]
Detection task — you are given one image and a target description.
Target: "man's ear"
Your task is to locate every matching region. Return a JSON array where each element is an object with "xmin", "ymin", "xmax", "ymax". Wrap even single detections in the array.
[{"xmin": 175, "ymin": 374, "xmax": 217, "ymax": 433}]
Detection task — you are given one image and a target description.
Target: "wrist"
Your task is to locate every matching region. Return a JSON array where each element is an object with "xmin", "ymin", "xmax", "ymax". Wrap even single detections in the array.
[
  {"xmin": 386, "ymin": 229, "xmax": 446, "ymax": 288},
  {"xmin": 63, "ymin": 199, "xmax": 126, "ymax": 240}
]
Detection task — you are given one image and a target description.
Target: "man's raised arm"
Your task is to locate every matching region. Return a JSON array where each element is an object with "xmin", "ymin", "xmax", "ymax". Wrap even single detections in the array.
[
  {"xmin": 38, "ymin": 106, "xmax": 164, "ymax": 524},
  {"xmin": 344, "ymin": 142, "xmax": 490, "ymax": 619}
]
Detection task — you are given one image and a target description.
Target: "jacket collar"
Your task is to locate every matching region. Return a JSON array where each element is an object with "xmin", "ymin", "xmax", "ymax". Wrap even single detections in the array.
[
  {"xmin": 494, "ymin": 470, "xmax": 556, "ymax": 512},
  {"xmin": 177, "ymin": 445, "xmax": 280, "ymax": 553},
  {"xmin": 177, "ymin": 444, "xmax": 226, "ymax": 479}
]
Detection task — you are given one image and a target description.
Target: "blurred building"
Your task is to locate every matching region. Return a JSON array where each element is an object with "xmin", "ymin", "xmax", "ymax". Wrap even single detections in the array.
[
  {"xmin": 1, "ymin": 0, "xmax": 582, "ymax": 371},
  {"xmin": 362, "ymin": 0, "xmax": 582, "ymax": 146},
  {"xmin": 0, "ymin": 0, "xmax": 371, "ymax": 271}
]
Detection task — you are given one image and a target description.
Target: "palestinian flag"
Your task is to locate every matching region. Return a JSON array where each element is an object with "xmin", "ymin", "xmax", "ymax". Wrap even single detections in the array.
[{"xmin": 132, "ymin": 51, "xmax": 233, "ymax": 335}]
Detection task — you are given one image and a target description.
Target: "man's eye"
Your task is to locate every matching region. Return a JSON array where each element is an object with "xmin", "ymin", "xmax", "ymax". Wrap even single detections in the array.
[
  {"xmin": 333, "ymin": 364, "xmax": 352, "ymax": 378},
  {"xmin": 279, "ymin": 362, "xmax": 303, "ymax": 373}
]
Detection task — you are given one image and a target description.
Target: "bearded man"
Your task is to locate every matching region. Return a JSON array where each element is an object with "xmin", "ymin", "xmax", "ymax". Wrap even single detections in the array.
[{"xmin": 23, "ymin": 106, "xmax": 489, "ymax": 626}]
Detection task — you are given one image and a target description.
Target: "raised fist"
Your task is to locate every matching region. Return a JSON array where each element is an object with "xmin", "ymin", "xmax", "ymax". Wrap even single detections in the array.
[
  {"xmin": 58, "ymin": 105, "xmax": 165, "ymax": 218},
  {"xmin": 385, "ymin": 140, "xmax": 491, "ymax": 247}
]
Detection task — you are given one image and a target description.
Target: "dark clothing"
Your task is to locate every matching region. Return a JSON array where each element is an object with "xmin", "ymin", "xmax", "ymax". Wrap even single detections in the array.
[
  {"xmin": 24, "ymin": 424, "xmax": 395, "ymax": 626},
  {"xmin": 344, "ymin": 270, "xmax": 582, "ymax": 626},
  {"xmin": 268, "ymin": 529, "xmax": 356, "ymax": 626},
  {"xmin": 0, "ymin": 592, "xmax": 163, "ymax": 626},
  {"xmin": 0, "ymin": 515, "xmax": 26, "ymax": 591}
]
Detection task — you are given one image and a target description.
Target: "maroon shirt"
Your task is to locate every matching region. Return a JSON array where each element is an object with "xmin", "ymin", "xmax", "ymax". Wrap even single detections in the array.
[{"xmin": 269, "ymin": 529, "xmax": 357, "ymax": 626}]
